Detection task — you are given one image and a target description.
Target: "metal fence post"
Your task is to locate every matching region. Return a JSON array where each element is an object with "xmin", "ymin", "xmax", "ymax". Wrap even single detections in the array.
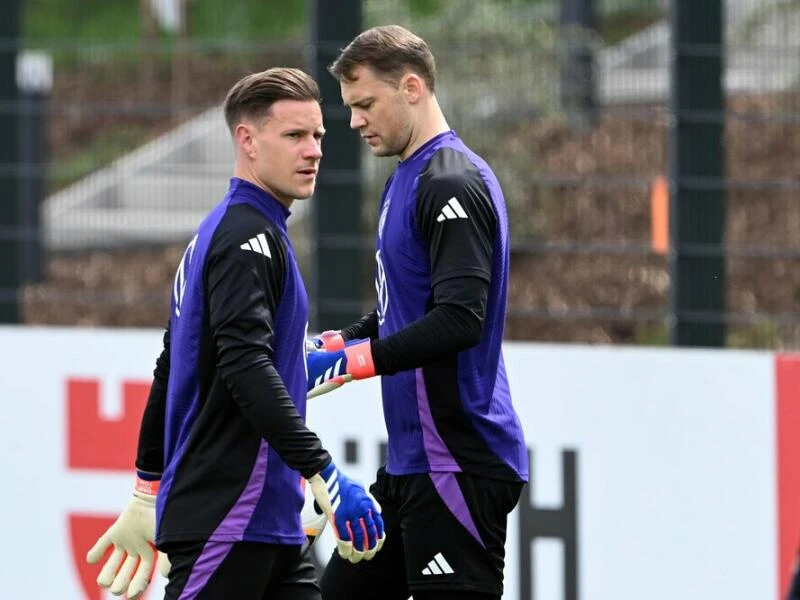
[
  {"xmin": 668, "ymin": 0, "xmax": 726, "ymax": 347},
  {"xmin": 560, "ymin": 0, "xmax": 597, "ymax": 131},
  {"xmin": 16, "ymin": 50, "xmax": 52, "ymax": 286},
  {"xmin": 309, "ymin": 0, "xmax": 364, "ymax": 331},
  {"xmin": 0, "ymin": 0, "xmax": 21, "ymax": 323}
]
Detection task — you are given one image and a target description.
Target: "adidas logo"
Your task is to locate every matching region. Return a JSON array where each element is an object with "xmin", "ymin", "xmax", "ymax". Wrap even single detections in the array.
[
  {"xmin": 312, "ymin": 358, "xmax": 346, "ymax": 389},
  {"xmin": 421, "ymin": 552, "xmax": 454, "ymax": 576},
  {"xmin": 323, "ymin": 468, "xmax": 341, "ymax": 513},
  {"xmin": 436, "ymin": 197, "xmax": 469, "ymax": 222},
  {"xmin": 240, "ymin": 233, "xmax": 271, "ymax": 257}
]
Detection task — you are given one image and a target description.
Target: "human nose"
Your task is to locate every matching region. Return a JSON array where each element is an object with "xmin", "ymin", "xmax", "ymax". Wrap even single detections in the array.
[
  {"xmin": 304, "ymin": 138, "xmax": 323, "ymax": 159},
  {"xmin": 349, "ymin": 110, "xmax": 366, "ymax": 130}
]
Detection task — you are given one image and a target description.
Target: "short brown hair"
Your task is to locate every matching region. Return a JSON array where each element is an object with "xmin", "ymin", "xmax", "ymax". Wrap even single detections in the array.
[
  {"xmin": 223, "ymin": 67, "xmax": 320, "ymax": 132},
  {"xmin": 328, "ymin": 25, "xmax": 436, "ymax": 92}
]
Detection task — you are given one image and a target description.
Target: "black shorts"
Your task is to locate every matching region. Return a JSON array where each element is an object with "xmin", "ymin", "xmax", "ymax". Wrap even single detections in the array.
[
  {"xmin": 320, "ymin": 468, "xmax": 523, "ymax": 598},
  {"xmin": 163, "ymin": 540, "xmax": 320, "ymax": 600}
]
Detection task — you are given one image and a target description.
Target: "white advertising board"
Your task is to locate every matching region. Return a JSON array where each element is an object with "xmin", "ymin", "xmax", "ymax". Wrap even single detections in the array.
[{"xmin": 0, "ymin": 327, "xmax": 792, "ymax": 599}]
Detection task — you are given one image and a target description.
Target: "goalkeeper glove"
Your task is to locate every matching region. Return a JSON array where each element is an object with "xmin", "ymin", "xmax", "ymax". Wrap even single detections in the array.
[
  {"xmin": 307, "ymin": 339, "xmax": 375, "ymax": 399},
  {"xmin": 305, "ymin": 331, "xmax": 347, "ymax": 399},
  {"xmin": 308, "ymin": 461, "xmax": 385, "ymax": 563},
  {"xmin": 86, "ymin": 477, "xmax": 170, "ymax": 598}
]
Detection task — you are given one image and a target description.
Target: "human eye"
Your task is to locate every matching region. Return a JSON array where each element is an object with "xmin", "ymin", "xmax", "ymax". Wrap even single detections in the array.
[{"xmin": 351, "ymin": 99, "xmax": 372, "ymax": 111}]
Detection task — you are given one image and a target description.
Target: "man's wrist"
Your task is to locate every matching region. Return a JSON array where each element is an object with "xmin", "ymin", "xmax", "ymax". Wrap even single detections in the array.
[
  {"xmin": 135, "ymin": 472, "xmax": 161, "ymax": 495},
  {"xmin": 304, "ymin": 456, "xmax": 333, "ymax": 481}
]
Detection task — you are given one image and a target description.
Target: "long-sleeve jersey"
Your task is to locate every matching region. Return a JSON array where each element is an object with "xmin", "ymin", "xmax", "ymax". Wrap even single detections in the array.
[
  {"xmin": 364, "ymin": 130, "xmax": 528, "ymax": 483},
  {"xmin": 136, "ymin": 177, "xmax": 330, "ymax": 547}
]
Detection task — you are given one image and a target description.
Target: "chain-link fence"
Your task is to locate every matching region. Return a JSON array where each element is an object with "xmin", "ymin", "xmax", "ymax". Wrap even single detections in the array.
[{"xmin": 4, "ymin": 0, "xmax": 800, "ymax": 347}]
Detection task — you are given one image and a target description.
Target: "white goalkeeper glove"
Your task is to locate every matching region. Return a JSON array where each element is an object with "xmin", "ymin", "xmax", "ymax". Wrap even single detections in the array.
[
  {"xmin": 86, "ymin": 478, "xmax": 170, "ymax": 598},
  {"xmin": 308, "ymin": 461, "xmax": 385, "ymax": 563}
]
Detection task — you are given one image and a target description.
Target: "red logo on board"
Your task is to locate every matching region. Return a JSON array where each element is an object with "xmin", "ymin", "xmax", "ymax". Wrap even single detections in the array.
[{"xmin": 66, "ymin": 377, "xmax": 156, "ymax": 600}]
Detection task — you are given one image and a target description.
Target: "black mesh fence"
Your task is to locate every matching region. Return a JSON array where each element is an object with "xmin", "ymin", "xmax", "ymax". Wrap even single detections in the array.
[{"xmin": 2, "ymin": 0, "xmax": 799, "ymax": 348}]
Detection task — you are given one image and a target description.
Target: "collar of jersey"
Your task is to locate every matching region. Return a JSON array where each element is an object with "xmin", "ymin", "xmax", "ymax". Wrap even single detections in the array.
[
  {"xmin": 398, "ymin": 130, "xmax": 458, "ymax": 168},
  {"xmin": 227, "ymin": 177, "xmax": 291, "ymax": 231}
]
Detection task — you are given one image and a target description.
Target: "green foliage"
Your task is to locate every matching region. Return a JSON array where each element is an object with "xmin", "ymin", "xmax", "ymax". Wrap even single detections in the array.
[
  {"xmin": 635, "ymin": 321, "xmax": 786, "ymax": 349},
  {"xmin": 727, "ymin": 322, "xmax": 781, "ymax": 349},
  {"xmin": 190, "ymin": 0, "xmax": 306, "ymax": 41},
  {"xmin": 634, "ymin": 323, "xmax": 668, "ymax": 346},
  {"xmin": 23, "ymin": 0, "xmax": 306, "ymax": 43},
  {"xmin": 406, "ymin": 0, "xmax": 444, "ymax": 18},
  {"xmin": 393, "ymin": 0, "xmax": 549, "ymax": 20},
  {"xmin": 24, "ymin": 0, "xmax": 140, "ymax": 41}
]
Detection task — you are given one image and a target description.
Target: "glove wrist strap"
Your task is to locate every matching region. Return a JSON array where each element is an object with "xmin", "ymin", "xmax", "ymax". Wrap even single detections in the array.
[
  {"xmin": 344, "ymin": 341, "xmax": 376, "ymax": 380},
  {"xmin": 135, "ymin": 476, "xmax": 160, "ymax": 496}
]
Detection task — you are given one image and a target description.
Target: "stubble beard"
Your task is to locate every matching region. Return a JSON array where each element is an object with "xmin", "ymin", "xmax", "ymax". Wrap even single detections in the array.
[{"xmin": 372, "ymin": 134, "xmax": 406, "ymax": 159}]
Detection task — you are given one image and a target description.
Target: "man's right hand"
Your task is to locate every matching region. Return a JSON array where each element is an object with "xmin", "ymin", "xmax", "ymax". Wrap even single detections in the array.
[
  {"xmin": 308, "ymin": 461, "xmax": 385, "ymax": 563},
  {"xmin": 86, "ymin": 478, "xmax": 169, "ymax": 598}
]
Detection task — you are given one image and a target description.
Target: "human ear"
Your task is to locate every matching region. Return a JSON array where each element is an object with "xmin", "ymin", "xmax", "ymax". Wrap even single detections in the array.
[
  {"xmin": 402, "ymin": 73, "xmax": 423, "ymax": 103},
  {"xmin": 234, "ymin": 123, "xmax": 256, "ymax": 158}
]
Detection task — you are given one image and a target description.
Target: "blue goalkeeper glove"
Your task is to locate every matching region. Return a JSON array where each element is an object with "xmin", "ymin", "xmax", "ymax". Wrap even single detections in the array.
[
  {"xmin": 306, "ymin": 338, "xmax": 375, "ymax": 399},
  {"xmin": 305, "ymin": 330, "xmax": 349, "ymax": 398},
  {"xmin": 307, "ymin": 462, "xmax": 385, "ymax": 563}
]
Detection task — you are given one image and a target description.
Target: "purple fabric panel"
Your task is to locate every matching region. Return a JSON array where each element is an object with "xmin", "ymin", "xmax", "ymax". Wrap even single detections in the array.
[
  {"xmin": 179, "ymin": 441, "xmax": 269, "ymax": 598},
  {"xmin": 415, "ymin": 368, "xmax": 459, "ymax": 470},
  {"xmin": 178, "ymin": 541, "xmax": 233, "ymax": 600},
  {"xmin": 429, "ymin": 471, "xmax": 485, "ymax": 548}
]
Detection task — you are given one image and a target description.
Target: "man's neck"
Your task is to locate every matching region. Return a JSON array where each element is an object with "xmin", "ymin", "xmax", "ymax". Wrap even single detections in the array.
[
  {"xmin": 232, "ymin": 163, "xmax": 293, "ymax": 209},
  {"xmin": 400, "ymin": 99, "xmax": 450, "ymax": 161}
]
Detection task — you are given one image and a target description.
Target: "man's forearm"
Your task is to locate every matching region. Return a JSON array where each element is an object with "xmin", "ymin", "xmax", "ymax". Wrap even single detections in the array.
[
  {"xmin": 370, "ymin": 302, "xmax": 482, "ymax": 375},
  {"xmin": 224, "ymin": 361, "xmax": 331, "ymax": 478},
  {"xmin": 135, "ymin": 379, "xmax": 167, "ymax": 476},
  {"xmin": 135, "ymin": 328, "xmax": 169, "ymax": 475}
]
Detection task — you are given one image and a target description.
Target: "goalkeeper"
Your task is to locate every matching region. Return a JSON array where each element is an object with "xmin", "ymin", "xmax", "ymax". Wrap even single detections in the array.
[
  {"xmin": 306, "ymin": 25, "xmax": 529, "ymax": 600},
  {"xmin": 86, "ymin": 68, "xmax": 383, "ymax": 600}
]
